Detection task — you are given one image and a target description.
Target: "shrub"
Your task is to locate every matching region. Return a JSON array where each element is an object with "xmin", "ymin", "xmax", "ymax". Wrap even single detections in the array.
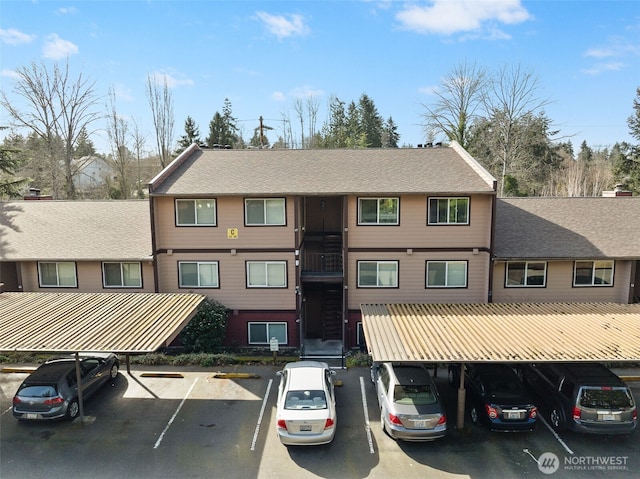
[{"xmin": 180, "ymin": 298, "xmax": 231, "ymax": 353}]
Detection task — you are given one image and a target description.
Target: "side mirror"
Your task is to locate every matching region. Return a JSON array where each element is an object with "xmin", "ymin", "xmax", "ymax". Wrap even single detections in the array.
[{"xmin": 276, "ymin": 371, "xmax": 283, "ymax": 377}]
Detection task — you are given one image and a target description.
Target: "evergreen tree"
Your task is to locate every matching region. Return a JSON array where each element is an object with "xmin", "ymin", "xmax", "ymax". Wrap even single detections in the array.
[
  {"xmin": 358, "ymin": 94, "xmax": 383, "ymax": 147},
  {"xmin": 0, "ymin": 127, "xmax": 28, "ymax": 198},
  {"xmin": 383, "ymin": 117, "xmax": 400, "ymax": 148},
  {"xmin": 176, "ymin": 116, "xmax": 202, "ymax": 153},
  {"xmin": 206, "ymin": 98, "xmax": 239, "ymax": 148},
  {"xmin": 74, "ymin": 127, "xmax": 96, "ymax": 158}
]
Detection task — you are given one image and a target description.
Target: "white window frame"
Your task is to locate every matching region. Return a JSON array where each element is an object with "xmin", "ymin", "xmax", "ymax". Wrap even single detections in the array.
[
  {"xmin": 102, "ymin": 262, "xmax": 142, "ymax": 288},
  {"xmin": 426, "ymin": 260, "xmax": 468, "ymax": 288},
  {"xmin": 573, "ymin": 260, "xmax": 614, "ymax": 287},
  {"xmin": 37, "ymin": 261, "xmax": 77, "ymax": 288},
  {"xmin": 428, "ymin": 197, "xmax": 470, "ymax": 225},
  {"xmin": 175, "ymin": 199, "xmax": 217, "ymax": 226},
  {"xmin": 244, "ymin": 198, "xmax": 286, "ymax": 226},
  {"xmin": 178, "ymin": 261, "xmax": 220, "ymax": 288},
  {"xmin": 505, "ymin": 261, "xmax": 547, "ymax": 288},
  {"xmin": 357, "ymin": 197, "xmax": 399, "ymax": 225},
  {"xmin": 246, "ymin": 261, "xmax": 288, "ymax": 288},
  {"xmin": 357, "ymin": 260, "xmax": 399, "ymax": 288},
  {"xmin": 248, "ymin": 322, "xmax": 288, "ymax": 345}
]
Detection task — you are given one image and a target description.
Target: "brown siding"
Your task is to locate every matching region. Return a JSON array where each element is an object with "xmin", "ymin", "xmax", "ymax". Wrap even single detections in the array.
[
  {"xmin": 153, "ymin": 196, "xmax": 296, "ymax": 250},
  {"xmin": 347, "ymin": 194, "xmax": 492, "ymax": 249},
  {"xmin": 347, "ymin": 252, "xmax": 489, "ymax": 308},
  {"xmin": 18, "ymin": 261, "xmax": 154, "ymax": 293},
  {"xmin": 156, "ymin": 252, "xmax": 297, "ymax": 310},
  {"xmin": 492, "ymin": 261, "xmax": 632, "ymax": 303}
]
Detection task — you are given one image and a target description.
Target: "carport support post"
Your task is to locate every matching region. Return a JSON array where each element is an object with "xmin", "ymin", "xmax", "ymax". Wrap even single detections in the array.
[
  {"xmin": 456, "ymin": 362, "xmax": 466, "ymax": 430},
  {"xmin": 75, "ymin": 352, "xmax": 86, "ymax": 423}
]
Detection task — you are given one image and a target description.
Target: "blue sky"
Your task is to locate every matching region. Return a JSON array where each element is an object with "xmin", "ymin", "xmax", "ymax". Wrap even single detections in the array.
[{"xmin": 1, "ymin": 0, "xmax": 638, "ymax": 154}]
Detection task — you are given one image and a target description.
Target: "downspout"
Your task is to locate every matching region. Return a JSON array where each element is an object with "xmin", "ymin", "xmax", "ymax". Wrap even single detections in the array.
[
  {"xmin": 294, "ymin": 196, "xmax": 303, "ymax": 353},
  {"xmin": 488, "ymin": 182, "xmax": 498, "ymax": 303},
  {"xmin": 342, "ymin": 195, "xmax": 348, "ymax": 365},
  {"xmin": 148, "ymin": 185, "xmax": 160, "ymax": 293}
]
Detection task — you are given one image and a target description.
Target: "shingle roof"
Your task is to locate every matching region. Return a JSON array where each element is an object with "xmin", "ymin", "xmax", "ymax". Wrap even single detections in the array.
[
  {"xmin": 0, "ymin": 200, "xmax": 152, "ymax": 261},
  {"xmin": 149, "ymin": 143, "xmax": 496, "ymax": 196},
  {"xmin": 495, "ymin": 197, "xmax": 640, "ymax": 259}
]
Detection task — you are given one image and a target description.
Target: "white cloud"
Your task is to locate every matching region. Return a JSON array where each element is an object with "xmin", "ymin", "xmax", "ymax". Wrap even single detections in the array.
[
  {"xmin": 271, "ymin": 91, "xmax": 286, "ymax": 101},
  {"xmin": 149, "ymin": 70, "xmax": 194, "ymax": 88},
  {"xmin": 57, "ymin": 7, "xmax": 78, "ymax": 15},
  {"xmin": 395, "ymin": 0, "xmax": 532, "ymax": 36},
  {"xmin": 114, "ymin": 84, "xmax": 135, "ymax": 102},
  {"xmin": 0, "ymin": 28, "xmax": 36, "ymax": 45},
  {"xmin": 581, "ymin": 61, "xmax": 625, "ymax": 76},
  {"xmin": 291, "ymin": 86, "xmax": 324, "ymax": 99},
  {"xmin": 1, "ymin": 69, "xmax": 21, "ymax": 80},
  {"xmin": 418, "ymin": 85, "xmax": 439, "ymax": 96},
  {"xmin": 43, "ymin": 34, "xmax": 79, "ymax": 59},
  {"xmin": 256, "ymin": 12, "xmax": 310, "ymax": 39}
]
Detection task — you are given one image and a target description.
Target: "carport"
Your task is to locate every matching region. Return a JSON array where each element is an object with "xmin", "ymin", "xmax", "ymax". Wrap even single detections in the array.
[
  {"xmin": 361, "ymin": 302, "xmax": 640, "ymax": 429},
  {"xmin": 0, "ymin": 291, "xmax": 205, "ymax": 421}
]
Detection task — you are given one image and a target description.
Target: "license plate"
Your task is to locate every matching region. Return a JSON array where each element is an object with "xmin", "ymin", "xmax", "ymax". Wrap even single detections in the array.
[
  {"xmin": 506, "ymin": 411, "xmax": 521, "ymax": 420},
  {"xmin": 413, "ymin": 420, "xmax": 427, "ymax": 428},
  {"xmin": 299, "ymin": 425, "xmax": 312, "ymax": 431},
  {"xmin": 601, "ymin": 414, "xmax": 616, "ymax": 421},
  {"xmin": 25, "ymin": 413, "xmax": 39, "ymax": 419}
]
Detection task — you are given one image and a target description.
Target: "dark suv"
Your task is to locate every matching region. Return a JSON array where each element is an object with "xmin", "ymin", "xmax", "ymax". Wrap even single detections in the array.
[{"xmin": 521, "ymin": 362, "xmax": 637, "ymax": 434}]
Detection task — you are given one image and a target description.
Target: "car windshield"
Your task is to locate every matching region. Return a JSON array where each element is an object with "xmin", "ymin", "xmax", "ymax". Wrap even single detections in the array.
[
  {"xmin": 579, "ymin": 387, "xmax": 634, "ymax": 409},
  {"xmin": 284, "ymin": 390, "xmax": 327, "ymax": 410},
  {"xmin": 393, "ymin": 384, "xmax": 437, "ymax": 405},
  {"xmin": 17, "ymin": 384, "xmax": 57, "ymax": 398}
]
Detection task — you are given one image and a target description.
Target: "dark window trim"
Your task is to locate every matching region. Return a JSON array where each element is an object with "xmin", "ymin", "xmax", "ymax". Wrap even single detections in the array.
[
  {"xmin": 37, "ymin": 261, "xmax": 79, "ymax": 289},
  {"xmin": 174, "ymin": 198, "xmax": 218, "ymax": 227},
  {"xmin": 572, "ymin": 260, "xmax": 615, "ymax": 287},
  {"xmin": 243, "ymin": 197, "xmax": 287, "ymax": 227},
  {"xmin": 356, "ymin": 197, "xmax": 400, "ymax": 226},
  {"xmin": 504, "ymin": 261, "xmax": 548, "ymax": 288},
  {"xmin": 427, "ymin": 196, "xmax": 471, "ymax": 226},
  {"xmin": 425, "ymin": 259, "xmax": 469, "ymax": 289},
  {"xmin": 245, "ymin": 260, "xmax": 289, "ymax": 288},
  {"xmin": 177, "ymin": 260, "xmax": 221, "ymax": 289},
  {"xmin": 356, "ymin": 260, "xmax": 400, "ymax": 289},
  {"xmin": 101, "ymin": 261, "xmax": 143, "ymax": 288}
]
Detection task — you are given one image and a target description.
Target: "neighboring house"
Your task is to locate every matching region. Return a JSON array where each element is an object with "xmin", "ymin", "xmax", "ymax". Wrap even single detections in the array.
[
  {"xmin": 72, "ymin": 156, "xmax": 112, "ymax": 194},
  {"xmin": 0, "ymin": 200, "xmax": 154, "ymax": 294},
  {"xmin": 493, "ymin": 197, "xmax": 640, "ymax": 304},
  {"xmin": 147, "ymin": 143, "xmax": 497, "ymax": 354}
]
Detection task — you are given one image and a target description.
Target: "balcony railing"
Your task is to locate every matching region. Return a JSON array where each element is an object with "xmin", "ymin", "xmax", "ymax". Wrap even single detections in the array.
[{"xmin": 301, "ymin": 253, "xmax": 343, "ymax": 274}]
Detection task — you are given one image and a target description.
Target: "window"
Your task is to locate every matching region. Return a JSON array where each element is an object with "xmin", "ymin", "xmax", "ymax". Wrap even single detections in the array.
[
  {"xmin": 248, "ymin": 322, "xmax": 287, "ymax": 344},
  {"xmin": 505, "ymin": 262, "xmax": 547, "ymax": 287},
  {"xmin": 246, "ymin": 261, "xmax": 287, "ymax": 288},
  {"xmin": 38, "ymin": 262, "xmax": 77, "ymax": 287},
  {"xmin": 358, "ymin": 197, "xmax": 399, "ymax": 225},
  {"xmin": 428, "ymin": 197, "xmax": 469, "ymax": 225},
  {"xmin": 103, "ymin": 262, "xmax": 142, "ymax": 288},
  {"xmin": 357, "ymin": 261, "xmax": 398, "ymax": 287},
  {"xmin": 179, "ymin": 261, "xmax": 219, "ymax": 288},
  {"xmin": 426, "ymin": 261, "xmax": 467, "ymax": 288},
  {"xmin": 245, "ymin": 198, "xmax": 285, "ymax": 225},
  {"xmin": 573, "ymin": 260, "xmax": 614, "ymax": 286},
  {"xmin": 175, "ymin": 199, "xmax": 216, "ymax": 226}
]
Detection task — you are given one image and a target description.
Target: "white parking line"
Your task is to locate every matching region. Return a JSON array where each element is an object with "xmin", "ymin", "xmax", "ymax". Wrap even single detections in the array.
[
  {"xmin": 359, "ymin": 376, "xmax": 375, "ymax": 454},
  {"xmin": 153, "ymin": 377, "xmax": 198, "ymax": 449},
  {"xmin": 250, "ymin": 378, "xmax": 273, "ymax": 451},
  {"xmin": 538, "ymin": 415, "xmax": 574, "ymax": 455}
]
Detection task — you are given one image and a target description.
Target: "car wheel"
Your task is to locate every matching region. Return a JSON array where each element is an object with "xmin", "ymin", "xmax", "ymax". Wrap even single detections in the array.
[
  {"xmin": 470, "ymin": 406, "xmax": 480, "ymax": 425},
  {"xmin": 550, "ymin": 407, "xmax": 566, "ymax": 432},
  {"xmin": 109, "ymin": 363, "xmax": 119, "ymax": 380},
  {"xmin": 66, "ymin": 399, "xmax": 79, "ymax": 420}
]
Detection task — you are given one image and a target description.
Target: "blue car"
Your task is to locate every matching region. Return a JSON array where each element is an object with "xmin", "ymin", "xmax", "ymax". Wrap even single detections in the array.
[{"xmin": 448, "ymin": 363, "xmax": 537, "ymax": 432}]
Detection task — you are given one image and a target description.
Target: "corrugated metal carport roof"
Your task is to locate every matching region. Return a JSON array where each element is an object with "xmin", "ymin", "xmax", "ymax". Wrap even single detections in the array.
[
  {"xmin": 0, "ymin": 292, "xmax": 205, "ymax": 353},
  {"xmin": 361, "ymin": 303, "xmax": 640, "ymax": 363}
]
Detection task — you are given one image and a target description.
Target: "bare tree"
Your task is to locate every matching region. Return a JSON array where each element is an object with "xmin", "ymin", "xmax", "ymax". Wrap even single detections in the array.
[
  {"xmin": 130, "ymin": 118, "xmax": 147, "ymax": 197},
  {"xmin": 293, "ymin": 98, "xmax": 305, "ymax": 149},
  {"xmin": 0, "ymin": 60, "xmax": 100, "ymax": 198},
  {"xmin": 421, "ymin": 61, "xmax": 488, "ymax": 149},
  {"xmin": 146, "ymin": 74, "xmax": 175, "ymax": 168},
  {"xmin": 483, "ymin": 64, "xmax": 551, "ymax": 196},
  {"xmin": 306, "ymin": 96, "xmax": 320, "ymax": 148},
  {"xmin": 105, "ymin": 87, "xmax": 133, "ymax": 198}
]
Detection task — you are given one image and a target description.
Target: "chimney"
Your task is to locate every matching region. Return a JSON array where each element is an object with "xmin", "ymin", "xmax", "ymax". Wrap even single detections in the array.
[{"xmin": 602, "ymin": 184, "xmax": 633, "ymax": 197}]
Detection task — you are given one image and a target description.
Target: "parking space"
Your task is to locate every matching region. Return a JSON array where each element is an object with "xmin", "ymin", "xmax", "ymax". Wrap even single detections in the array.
[{"xmin": 1, "ymin": 364, "xmax": 639, "ymax": 478}]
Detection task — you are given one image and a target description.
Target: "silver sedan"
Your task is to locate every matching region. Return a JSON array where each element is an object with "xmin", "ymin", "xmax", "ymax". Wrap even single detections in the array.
[{"xmin": 275, "ymin": 361, "xmax": 337, "ymax": 446}]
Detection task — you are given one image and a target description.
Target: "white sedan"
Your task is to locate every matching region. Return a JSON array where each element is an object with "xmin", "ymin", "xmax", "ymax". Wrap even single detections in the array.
[{"xmin": 275, "ymin": 361, "xmax": 337, "ymax": 446}]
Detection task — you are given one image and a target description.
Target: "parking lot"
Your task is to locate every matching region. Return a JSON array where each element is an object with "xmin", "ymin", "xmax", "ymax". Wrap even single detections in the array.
[{"xmin": 1, "ymin": 363, "xmax": 639, "ymax": 479}]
